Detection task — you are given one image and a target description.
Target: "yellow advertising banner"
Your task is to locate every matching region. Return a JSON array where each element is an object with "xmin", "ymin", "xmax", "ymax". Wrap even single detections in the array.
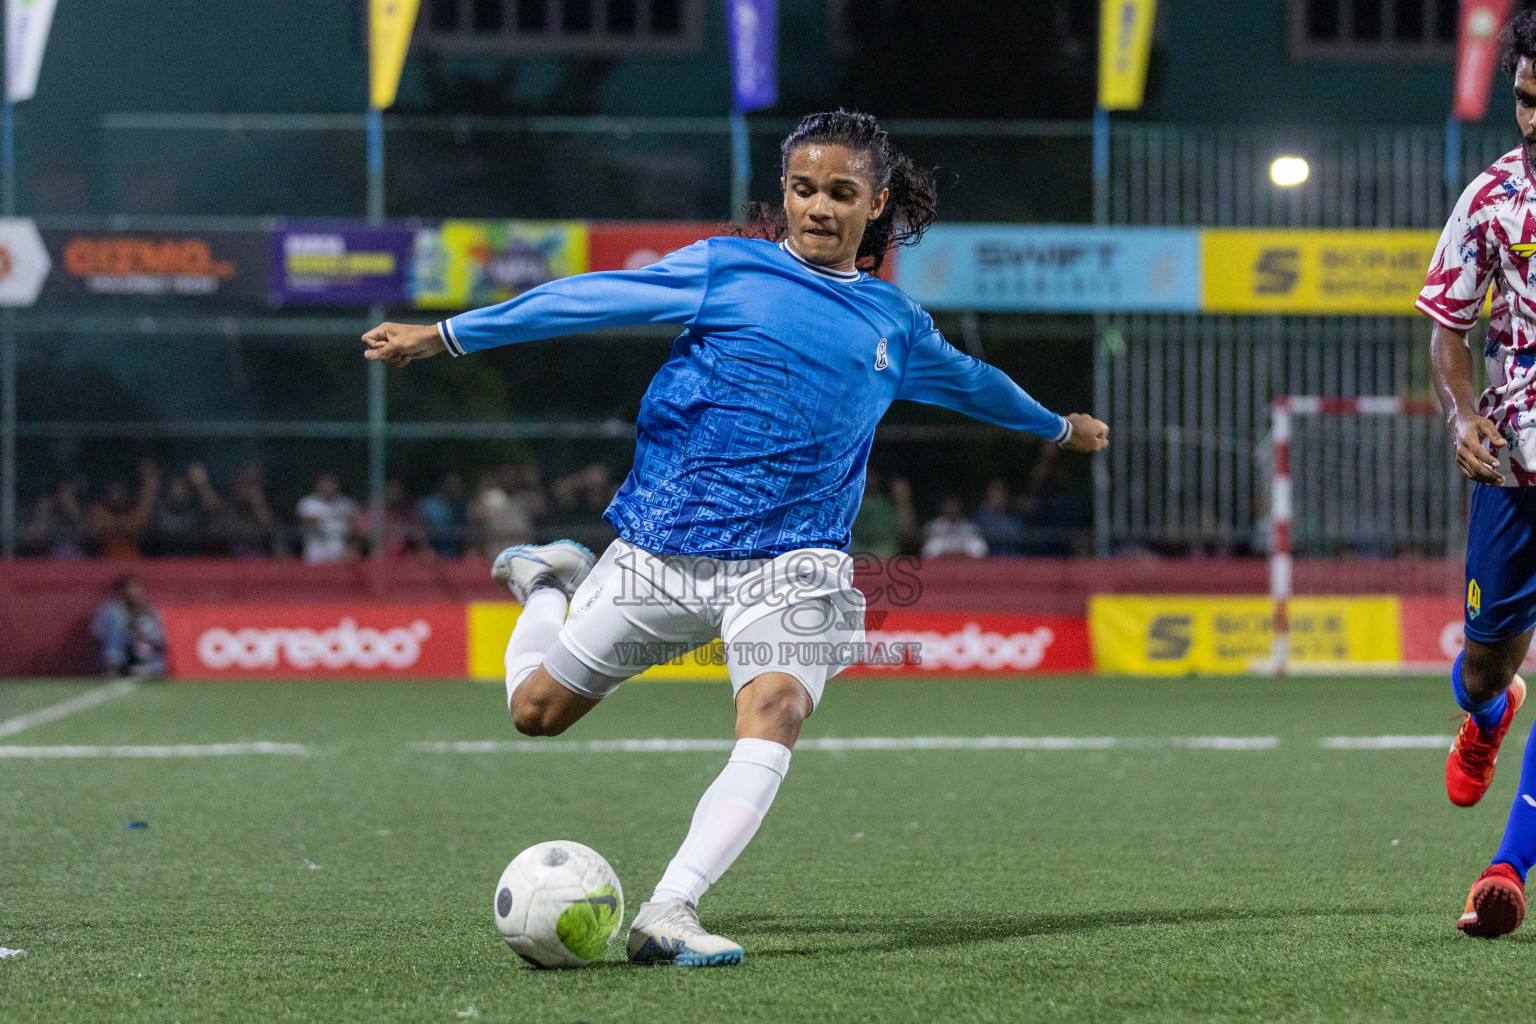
[
  {"xmin": 466, "ymin": 602, "xmax": 728, "ymax": 683},
  {"xmin": 369, "ymin": 0, "xmax": 421, "ymax": 110},
  {"xmin": 413, "ymin": 221, "xmax": 589, "ymax": 309},
  {"xmin": 1201, "ymin": 229, "xmax": 1439, "ymax": 315},
  {"xmin": 1089, "ymin": 595, "xmax": 1402, "ymax": 675},
  {"xmin": 1098, "ymin": 0, "xmax": 1158, "ymax": 110}
]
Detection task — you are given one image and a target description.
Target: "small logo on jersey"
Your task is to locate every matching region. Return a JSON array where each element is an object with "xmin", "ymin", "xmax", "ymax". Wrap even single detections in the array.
[
  {"xmin": 874, "ymin": 338, "xmax": 889, "ymax": 371},
  {"xmin": 1512, "ymin": 243, "xmax": 1536, "ymax": 259},
  {"xmin": 1468, "ymin": 579, "xmax": 1482, "ymax": 620}
]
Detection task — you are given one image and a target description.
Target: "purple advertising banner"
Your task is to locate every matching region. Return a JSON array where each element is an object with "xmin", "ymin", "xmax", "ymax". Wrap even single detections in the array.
[
  {"xmin": 269, "ymin": 223, "xmax": 414, "ymax": 306},
  {"xmin": 727, "ymin": 0, "xmax": 777, "ymax": 112}
]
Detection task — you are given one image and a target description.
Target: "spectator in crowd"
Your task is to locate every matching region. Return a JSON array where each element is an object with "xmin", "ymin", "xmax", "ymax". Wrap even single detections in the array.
[
  {"xmin": 1019, "ymin": 452, "xmax": 1088, "ymax": 556},
  {"xmin": 922, "ymin": 495, "xmax": 988, "ymax": 559},
  {"xmin": 419, "ymin": 471, "xmax": 468, "ymax": 557},
  {"xmin": 469, "ymin": 463, "xmax": 546, "ymax": 558},
  {"xmin": 888, "ymin": 475, "xmax": 920, "ymax": 555},
  {"xmin": 548, "ymin": 463, "xmax": 618, "ymax": 547},
  {"xmin": 149, "ymin": 462, "xmax": 222, "ymax": 556},
  {"xmin": 22, "ymin": 476, "xmax": 89, "ymax": 558},
  {"xmin": 851, "ymin": 470, "xmax": 902, "ymax": 558},
  {"xmin": 89, "ymin": 460, "xmax": 160, "ymax": 558},
  {"xmin": 221, "ymin": 461, "xmax": 278, "ymax": 558},
  {"xmin": 973, "ymin": 478, "xmax": 1023, "ymax": 557},
  {"xmin": 353, "ymin": 479, "xmax": 429, "ymax": 558},
  {"xmin": 90, "ymin": 573, "xmax": 166, "ymax": 679},
  {"xmin": 297, "ymin": 472, "xmax": 359, "ymax": 564}
]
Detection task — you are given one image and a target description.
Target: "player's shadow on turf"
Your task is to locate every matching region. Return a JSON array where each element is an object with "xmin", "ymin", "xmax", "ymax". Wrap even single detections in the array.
[{"xmin": 729, "ymin": 906, "xmax": 1406, "ymax": 956}]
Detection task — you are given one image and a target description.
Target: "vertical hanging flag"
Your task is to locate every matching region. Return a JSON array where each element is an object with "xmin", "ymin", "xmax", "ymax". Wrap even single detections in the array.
[
  {"xmin": 1098, "ymin": 0, "xmax": 1157, "ymax": 111},
  {"xmin": 6, "ymin": 0, "xmax": 58, "ymax": 102},
  {"xmin": 727, "ymin": 0, "xmax": 777, "ymax": 112},
  {"xmin": 1453, "ymin": 0, "xmax": 1512, "ymax": 121},
  {"xmin": 369, "ymin": 0, "xmax": 421, "ymax": 110}
]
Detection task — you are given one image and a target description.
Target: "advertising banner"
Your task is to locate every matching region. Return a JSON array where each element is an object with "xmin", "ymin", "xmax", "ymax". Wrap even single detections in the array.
[
  {"xmin": 898, "ymin": 224, "xmax": 1201, "ymax": 312},
  {"xmin": 1201, "ymin": 229, "xmax": 1439, "ymax": 315},
  {"xmin": 1098, "ymin": 0, "xmax": 1157, "ymax": 111},
  {"xmin": 0, "ymin": 218, "xmax": 49, "ymax": 305},
  {"xmin": 1453, "ymin": 0, "xmax": 1512, "ymax": 121},
  {"xmin": 413, "ymin": 221, "xmax": 588, "ymax": 309},
  {"xmin": 588, "ymin": 222, "xmax": 720, "ymax": 272},
  {"xmin": 161, "ymin": 604, "xmax": 466, "ymax": 679},
  {"xmin": 42, "ymin": 229, "xmax": 269, "ymax": 302},
  {"xmin": 727, "ymin": 0, "xmax": 777, "ymax": 112},
  {"xmin": 270, "ymin": 224, "xmax": 414, "ymax": 306},
  {"xmin": 1089, "ymin": 595, "xmax": 1402, "ymax": 675}
]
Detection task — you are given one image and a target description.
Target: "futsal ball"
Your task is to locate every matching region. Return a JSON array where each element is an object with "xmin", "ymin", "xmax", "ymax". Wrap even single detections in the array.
[{"xmin": 493, "ymin": 840, "xmax": 624, "ymax": 969}]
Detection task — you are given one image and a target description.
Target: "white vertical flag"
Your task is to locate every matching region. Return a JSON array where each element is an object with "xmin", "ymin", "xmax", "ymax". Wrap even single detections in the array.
[{"xmin": 7, "ymin": 0, "xmax": 58, "ymax": 102}]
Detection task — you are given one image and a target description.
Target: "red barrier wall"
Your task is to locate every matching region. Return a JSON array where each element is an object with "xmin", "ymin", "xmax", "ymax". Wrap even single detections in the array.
[{"xmin": 0, "ymin": 556, "xmax": 1460, "ymax": 677}]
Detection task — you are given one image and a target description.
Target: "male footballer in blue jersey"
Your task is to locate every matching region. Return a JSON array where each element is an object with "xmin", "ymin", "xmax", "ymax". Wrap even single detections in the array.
[{"xmin": 363, "ymin": 110, "xmax": 1108, "ymax": 966}]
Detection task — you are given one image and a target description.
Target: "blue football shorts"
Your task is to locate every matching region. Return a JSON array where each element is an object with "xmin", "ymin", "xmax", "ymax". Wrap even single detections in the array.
[{"xmin": 1464, "ymin": 483, "xmax": 1536, "ymax": 644}]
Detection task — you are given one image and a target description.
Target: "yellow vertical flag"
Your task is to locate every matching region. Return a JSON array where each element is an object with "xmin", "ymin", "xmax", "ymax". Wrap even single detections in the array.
[
  {"xmin": 370, "ymin": 0, "xmax": 422, "ymax": 110},
  {"xmin": 1098, "ymin": 0, "xmax": 1157, "ymax": 111}
]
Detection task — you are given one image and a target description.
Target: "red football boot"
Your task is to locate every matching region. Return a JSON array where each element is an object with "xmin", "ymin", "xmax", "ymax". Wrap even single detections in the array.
[
  {"xmin": 1458, "ymin": 862, "xmax": 1526, "ymax": 938},
  {"xmin": 1446, "ymin": 675, "xmax": 1527, "ymax": 807}
]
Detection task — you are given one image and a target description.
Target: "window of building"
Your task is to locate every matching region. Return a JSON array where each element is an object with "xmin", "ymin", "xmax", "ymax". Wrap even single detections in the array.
[
  {"xmin": 419, "ymin": 0, "xmax": 701, "ymax": 53},
  {"xmin": 1291, "ymin": 0, "xmax": 1458, "ymax": 59}
]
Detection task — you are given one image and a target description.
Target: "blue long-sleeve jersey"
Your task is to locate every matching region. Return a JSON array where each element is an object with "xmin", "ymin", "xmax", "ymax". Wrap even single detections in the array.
[{"xmin": 441, "ymin": 236, "xmax": 1069, "ymax": 559}]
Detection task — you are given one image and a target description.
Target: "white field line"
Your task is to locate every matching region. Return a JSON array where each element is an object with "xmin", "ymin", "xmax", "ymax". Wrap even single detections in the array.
[
  {"xmin": 408, "ymin": 735, "xmax": 1281, "ymax": 754},
  {"xmin": 0, "ymin": 742, "xmax": 310, "ymax": 759},
  {"xmin": 0, "ymin": 680, "xmax": 139, "ymax": 739},
  {"xmin": 1317, "ymin": 735, "xmax": 1455, "ymax": 749}
]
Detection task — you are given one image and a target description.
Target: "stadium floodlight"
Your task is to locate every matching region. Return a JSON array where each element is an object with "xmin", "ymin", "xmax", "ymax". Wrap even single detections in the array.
[{"xmin": 1270, "ymin": 156, "xmax": 1310, "ymax": 187}]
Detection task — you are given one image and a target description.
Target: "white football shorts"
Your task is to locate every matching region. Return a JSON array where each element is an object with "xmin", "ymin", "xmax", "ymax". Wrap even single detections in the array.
[{"xmin": 543, "ymin": 539, "xmax": 866, "ymax": 708}]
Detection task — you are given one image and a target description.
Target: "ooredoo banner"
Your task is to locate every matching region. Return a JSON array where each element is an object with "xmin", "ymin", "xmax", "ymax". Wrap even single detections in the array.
[
  {"xmin": 161, "ymin": 604, "xmax": 466, "ymax": 679},
  {"xmin": 588, "ymin": 223, "xmax": 719, "ymax": 272}
]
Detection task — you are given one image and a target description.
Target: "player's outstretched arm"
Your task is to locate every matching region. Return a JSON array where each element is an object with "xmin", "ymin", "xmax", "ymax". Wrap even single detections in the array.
[
  {"xmin": 1430, "ymin": 320, "xmax": 1503, "ymax": 484},
  {"xmin": 362, "ymin": 322, "xmax": 447, "ymax": 369}
]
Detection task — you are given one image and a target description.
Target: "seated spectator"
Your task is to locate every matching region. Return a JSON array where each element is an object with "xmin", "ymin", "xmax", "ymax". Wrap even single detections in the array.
[
  {"xmin": 548, "ymin": 463, "xmax": 618, "ymax": 547},
  {"xmin": 469, "ymin": 463, "xmax": 546, "ymax": 558},
  {"xmin": 89, "ymin": 460, "xmax": 160, "ymax": 558},
  {"xmin": 21, "ymin": 476, "xmax": 89, "ymax": 558},
  {"xmin": 851, "ymin": 470, "xmax": 902, "ymax": 558},
  {"xmin": 888, "ymin": 475, "xmax": 920, "ymax": 555},
  {"xmin": 922, "ymin": 496, "xmax": 988, "ymax": 559},
  {"xmin": 220, "ymin": 461, "xmax": 278, "ymax": 558},
  {"xmin": 419, "ymin": 471, "xmax": 468, "ymax": 557},
  {"xmin": 90, "ymin": 573, "xmax": 166, "ymax": 679},
  {"xmin": 149, "ymin": 462, "xmax": 221, "ymax": 556},
  {"xmin": 297, "ymin": 472, "xmax": 359, "ymax": 564},
  {"xmin": 353, "ymin": 479, "xmax": 429, "ymax": 558},
  {"xmin": 973, "ymin": 479, "xmax": 1022, "ymax": 557},
  {"xmin": 1019, "ymin": 453, "xmax": 1089, "ymax": 556}
]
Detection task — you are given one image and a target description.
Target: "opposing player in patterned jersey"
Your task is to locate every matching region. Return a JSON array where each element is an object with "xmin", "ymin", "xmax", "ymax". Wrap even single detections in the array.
[
  {"xmin": 363, "ymin": 110, "xmax": 1109, "ymax": 965},
  {"xmin": 1420, "ymin": 12, "xmax": 1536, "ymax": 940}
]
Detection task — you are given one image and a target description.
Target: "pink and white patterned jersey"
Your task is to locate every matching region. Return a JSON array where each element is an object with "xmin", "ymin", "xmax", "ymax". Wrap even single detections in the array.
[{"xmin": 1420, "ymin": 146, "xmax": 1536, "ymax": 485}]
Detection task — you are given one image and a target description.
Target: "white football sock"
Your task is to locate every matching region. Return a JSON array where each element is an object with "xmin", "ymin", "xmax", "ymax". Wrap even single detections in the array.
[
  {"xmin": 652, "ymin": 737, "xmax": 792, "ymax": 905},
  {"xmin": 504, "ymin": 587, "xmax": 568, "ymax": 709}
]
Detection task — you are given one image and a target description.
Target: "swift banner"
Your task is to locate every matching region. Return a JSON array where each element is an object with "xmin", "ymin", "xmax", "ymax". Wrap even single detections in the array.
[
  {"xmin": 1098, "ymin": 0, "xmax": 1157, "ymax": 111},
  {"xmin": 413, "ymin": 221, "xmax": 588, "ymax": 309},
  {"xmin": 1201, "ymin": 229, "xmax": 1439, "ymax": 315},
  {"xmin": 6, "ymin": 0, "xmax": 58, "ymax": 102},
  {"xmin": 369, "ymin": 0, "xmax": 421, "ymax": 110},
  {"xmin": 897, "ymin": 224, "xmax": 1201, "ymax": 312},
  {"xmin": 1454, "ymin": 0, "xmax": 1512, "ymax": 121},
  {"xmin": 270, "ymin": 224, "xmax": 414, "ymax": 306},
  {"xmin": 1089, "ymin": 595, "xmax": 1401, "ymax": 675}
]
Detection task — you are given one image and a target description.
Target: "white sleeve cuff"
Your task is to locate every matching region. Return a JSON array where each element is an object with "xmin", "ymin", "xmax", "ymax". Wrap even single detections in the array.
[
  {"xmin": 438, "ymin": 319, "xmax": 465, "ymax": 357},
  {"xmin": 1053, "ymin": 416, "xmax": 1072, "ymax": 445}
]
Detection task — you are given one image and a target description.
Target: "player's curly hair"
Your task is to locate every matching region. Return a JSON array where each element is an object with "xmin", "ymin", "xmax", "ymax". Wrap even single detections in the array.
[
  {"xmin": 1499, "ymin": 8, "xmax": 1536, "ymax": 77},
  {"xmin": 737, "ymin": 109, "xmax": 939, "ymax": 273}
]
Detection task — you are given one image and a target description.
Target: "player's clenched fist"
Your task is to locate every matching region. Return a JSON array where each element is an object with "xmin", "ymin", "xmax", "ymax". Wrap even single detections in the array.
[
  {"xmin": 1061, "ymin": 413, "xmax": 1109, "ymax": 453},
  {"xmin": 362, "ymin": 322, "xmax": 447, "ymax": 369},
  {"xmin": 1452, "ymin": 413, "xmax": 1506, "ymax": 485}
]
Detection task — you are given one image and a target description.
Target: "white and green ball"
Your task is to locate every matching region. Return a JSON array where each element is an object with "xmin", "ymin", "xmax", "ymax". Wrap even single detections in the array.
[{"xmin": 493, "ymin": 841, "xmax": 624, "ymax": 969}]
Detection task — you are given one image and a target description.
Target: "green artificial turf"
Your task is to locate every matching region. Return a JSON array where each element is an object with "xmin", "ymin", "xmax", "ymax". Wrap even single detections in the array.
[{"xmin": 1, "ymin": 675, "xmax": 1532, "ymax": 1022}]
